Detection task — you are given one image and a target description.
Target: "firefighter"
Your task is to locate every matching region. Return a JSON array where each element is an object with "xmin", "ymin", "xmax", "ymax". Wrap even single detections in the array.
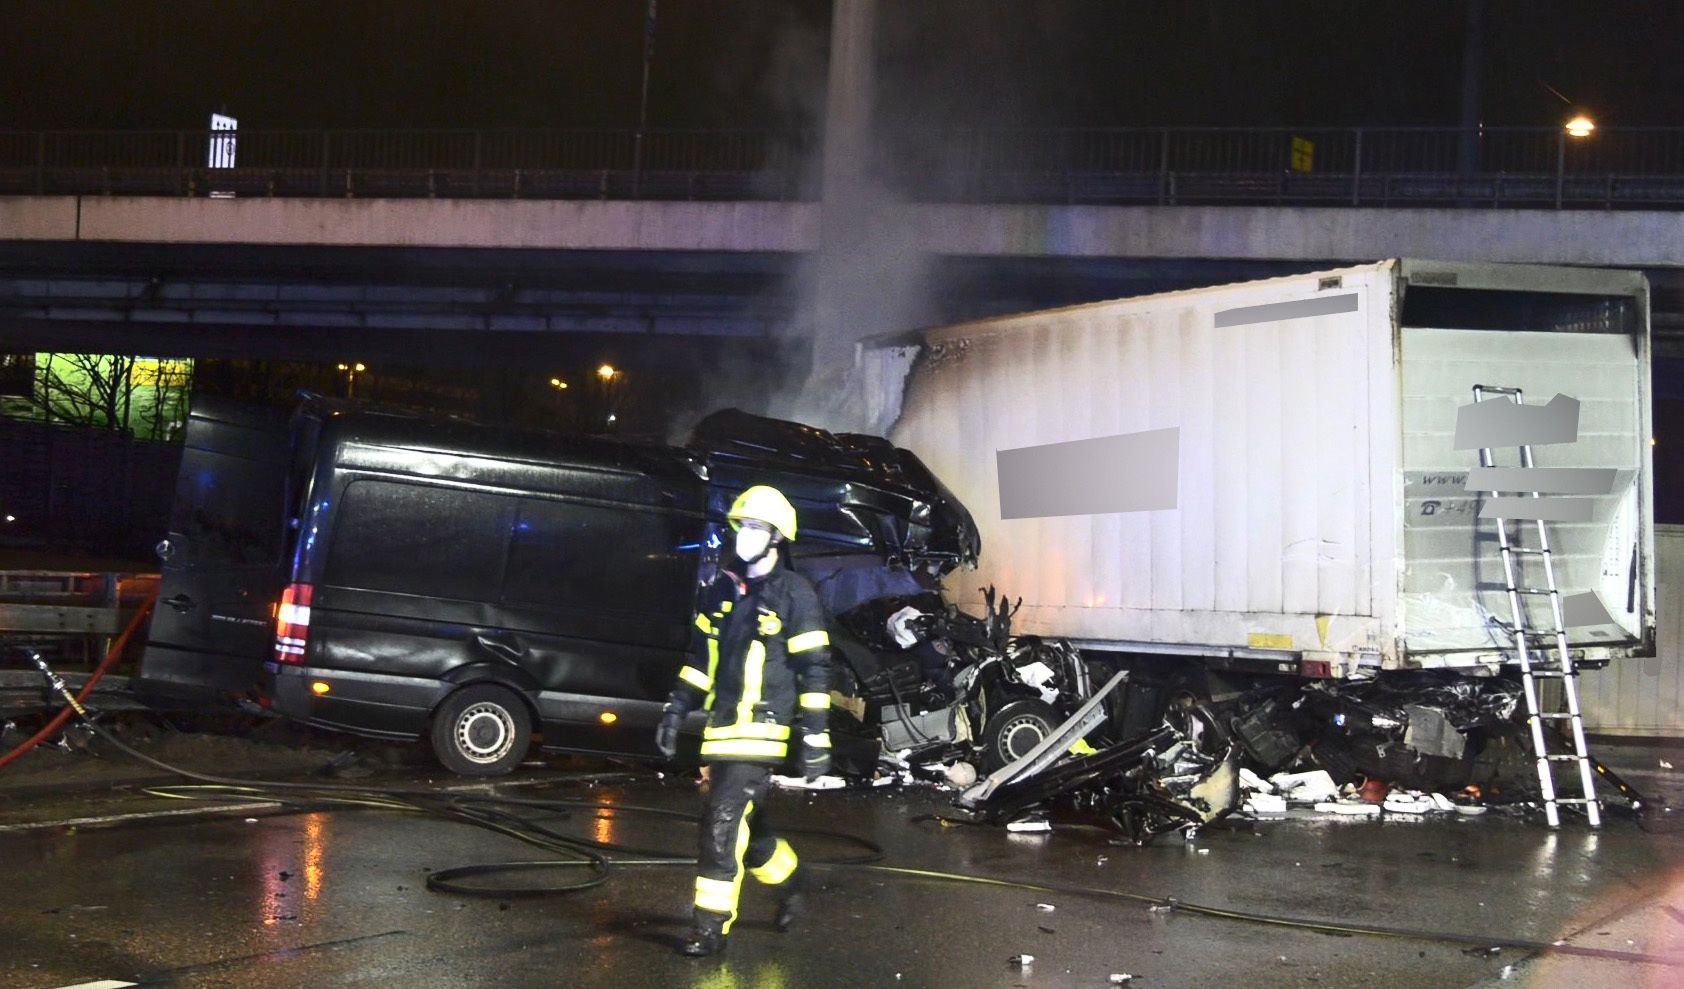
[{"xmin": 655, "ymin": 484, "xmax": 833, "ymax": 957}]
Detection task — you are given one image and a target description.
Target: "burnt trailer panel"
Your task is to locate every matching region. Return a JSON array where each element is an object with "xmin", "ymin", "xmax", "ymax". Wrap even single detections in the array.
[{"xmin": 886, "ymin": 259, "xmax": 1654, "ymax": 676}]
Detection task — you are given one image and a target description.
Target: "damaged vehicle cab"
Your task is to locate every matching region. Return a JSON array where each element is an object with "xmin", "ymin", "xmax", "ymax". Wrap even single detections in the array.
[{"xmin": 139, "ymin": 399, "xmax": 978, "ymax": 776}]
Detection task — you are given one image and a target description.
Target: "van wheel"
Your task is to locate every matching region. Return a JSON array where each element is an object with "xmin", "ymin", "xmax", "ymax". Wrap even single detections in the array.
[
  {"xmin": 980, "ymin": 699, "xmax": 1059, "ymax": 771},
  {"xmin": 430, "ymin": 684, "xmax": 531, "ymax": 777}
]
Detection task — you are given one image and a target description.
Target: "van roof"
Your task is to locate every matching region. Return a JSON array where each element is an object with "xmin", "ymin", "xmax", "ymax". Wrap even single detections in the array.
[{"xmin": 315, "ymin": 406, "xmax": 704, "ymax": 483}]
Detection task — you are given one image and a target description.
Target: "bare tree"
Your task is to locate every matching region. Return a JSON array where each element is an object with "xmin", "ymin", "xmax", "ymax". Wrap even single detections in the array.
[
  {"xmin": 34, "ymin": 353, "xmax": 137, "ymax": 431},
  {"xmin": 15, "ymin": 354, "xmax": 192, "ymax": 438}
]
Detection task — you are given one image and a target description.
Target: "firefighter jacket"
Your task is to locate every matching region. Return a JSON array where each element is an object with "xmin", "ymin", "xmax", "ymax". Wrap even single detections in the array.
[{"xmin": 671, "ymin": 564, "xmax": 832, "ymax": 764}]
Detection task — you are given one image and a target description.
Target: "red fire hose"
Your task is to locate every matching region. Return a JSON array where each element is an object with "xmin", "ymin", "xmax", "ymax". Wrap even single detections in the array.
[{"xmin": 0, "ymin": 594, "xmax": 156, "ymax": 771}]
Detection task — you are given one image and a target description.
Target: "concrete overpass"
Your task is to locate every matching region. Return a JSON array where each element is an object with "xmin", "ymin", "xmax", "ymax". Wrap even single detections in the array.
[
  {"xmin": 4, "ymin": 195, "xmax": 1682, "ymax": 371},
  {"xmin": 6, "ymin": 194, "xmax": 1684, "ymax": 267}
]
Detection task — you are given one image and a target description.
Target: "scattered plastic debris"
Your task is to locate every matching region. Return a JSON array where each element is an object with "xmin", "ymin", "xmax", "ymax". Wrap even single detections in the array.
[
  {"xmin": 1662, "ymin": 759, "xmax": 1674, "ymax": 770},
  {"xmin": 1270, "ymin": 769, "xmax": 1339, "ymax": 803},
  {"xmin": 1007, "ymin": 816, "xmax": 1053, "ymax": 833},
  {"xmin": 1382, "ymin": 791, "xmax": 1434, "ymax": 815},
  {"xmin": 1036, "ymin": 903, "xmax": 1056, "ymax": 912},
  {"xmin": 771, "ymin": 774, "xmax": 847, "ymax": 791},
  {"xmin": 1109, "ymin": 975, "xmax": 1134, "ymax": 985},
  {"xmin": 944, "ymin": 761, "xmax": 979, "ymax": 788},
  {"xmin": 1313, "ymin": 800, "xmax": 1382, "ymax": 817},
  {"xmin": 1243, "ymin": 792, "xmax": 1288, "ymax": 817},
  {"xmin": 1009, "ymin": 954, "xmax": 1034, "ymax": 968}
]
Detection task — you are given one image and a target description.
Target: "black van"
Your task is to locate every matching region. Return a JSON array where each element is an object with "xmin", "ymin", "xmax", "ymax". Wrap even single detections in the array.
[{"xmin": 139, "ymin": 397, "xmax": 978, "ymax": 775}]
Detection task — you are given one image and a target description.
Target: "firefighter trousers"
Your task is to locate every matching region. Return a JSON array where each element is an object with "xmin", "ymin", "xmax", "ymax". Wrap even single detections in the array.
[{"xmin": 692, "ymin": 761, "xmax": 800, "ymax": 933}]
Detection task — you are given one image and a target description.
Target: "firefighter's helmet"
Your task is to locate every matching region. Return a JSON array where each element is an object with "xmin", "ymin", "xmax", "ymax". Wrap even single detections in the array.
[{"xmin": 727, "ymin": 485, "xmax": 798, "ymax": 542}]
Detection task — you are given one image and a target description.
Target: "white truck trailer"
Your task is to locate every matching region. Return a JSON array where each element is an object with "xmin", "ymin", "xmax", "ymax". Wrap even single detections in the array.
[{"xmin": 883, "ymin": 259, "xmax": 1654, "ymax": 680}]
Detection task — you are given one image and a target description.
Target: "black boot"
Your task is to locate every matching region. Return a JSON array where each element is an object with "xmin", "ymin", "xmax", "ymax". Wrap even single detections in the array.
[
  {"xmin": 680, "ymin": 912, "xmax": 729, "ymax": 957},
  {"xmin": 774, "ymin": 867, "xmax": 808, "ymax": 932}
]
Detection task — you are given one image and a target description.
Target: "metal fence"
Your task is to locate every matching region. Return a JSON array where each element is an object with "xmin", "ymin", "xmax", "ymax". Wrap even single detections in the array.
[{"xmin": 4, "ymin": 126, "xmax": 1684, "ymax": 208}]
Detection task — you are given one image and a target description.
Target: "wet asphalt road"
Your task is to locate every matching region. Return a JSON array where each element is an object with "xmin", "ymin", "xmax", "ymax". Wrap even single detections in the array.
[{"xmin": 6, "ymin": 771, "xmax": 1684, "ymax": 989}]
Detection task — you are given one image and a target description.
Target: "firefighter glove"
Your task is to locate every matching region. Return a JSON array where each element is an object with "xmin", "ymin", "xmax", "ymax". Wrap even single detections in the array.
[{"xmin": 800, "ymin": 732, "xmax": 832, "ymax": 781}]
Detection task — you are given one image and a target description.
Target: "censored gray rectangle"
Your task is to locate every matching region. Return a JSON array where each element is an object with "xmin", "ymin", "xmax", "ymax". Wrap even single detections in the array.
[
  {"xmin": 997, "ymin": 428, "xmax": 1179, "ymax": 520},
  {"xmin": 1464, "ymin": 466, "xmax": 1616, "ymax": 495},
  {"xmin": 1477, "ymin": 496, "xmax": 1593, "ymax": 522},
  {"xmin": 1214, "ymin": 293, "xmax": 1359, "ymax": 328},
  {"xmin": 1452, "ymin": 393, "xmax": 1580, "ymax": 450},
  {"xmin": 1562, "ymin": 591, "xmax": 1618, "ymax": 628}
]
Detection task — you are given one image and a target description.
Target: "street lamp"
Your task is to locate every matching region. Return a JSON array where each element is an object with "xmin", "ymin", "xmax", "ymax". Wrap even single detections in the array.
[
  {"xmin": 549, "ymin": 377, "xmax": 568, "ymax": 391},
  {"xmin": 1564, "ymin": 114, "xmax": 1595, "ymax": 138},
  {"xmin": 595, "ymin": 364, "xmax": 623, "ymax": 430},
  {"xmin": 336, "ymin": 362, "xmax": 366, "ymax": 399}
]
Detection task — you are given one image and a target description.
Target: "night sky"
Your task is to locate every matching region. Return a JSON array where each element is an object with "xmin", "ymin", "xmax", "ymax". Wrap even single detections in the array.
[{"xmin": 4, "ymin": 1, "xmax": 1681, "ymax": 132}]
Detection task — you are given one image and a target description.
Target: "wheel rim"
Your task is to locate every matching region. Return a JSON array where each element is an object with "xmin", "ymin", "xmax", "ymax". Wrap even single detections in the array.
[
  {"xmin": 454, "ymin": 702, "xmax": 515, "ymax": 764},
  {"xmin": 999, "ymin": 714, "xmax": 1049, "ymax": 761}
]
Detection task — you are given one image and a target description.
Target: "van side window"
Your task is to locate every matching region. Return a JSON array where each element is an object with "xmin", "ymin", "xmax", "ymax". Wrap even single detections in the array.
[
  {"xmin": 326, "ymin": 480, "xmax": 511, "ymax": 602},
  {"xmin": 503, "ymin": 498, "xmax": 692, "ymax": 620}
]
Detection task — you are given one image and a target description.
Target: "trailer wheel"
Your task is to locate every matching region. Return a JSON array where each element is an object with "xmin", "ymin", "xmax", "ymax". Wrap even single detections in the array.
[
  {"xmin": 430, "ymin": 684, "xmax": 531, "ymax": 777},
  {"xmin": 981, "ymin": 699, "xmax": 1059, "ymax": 770}
]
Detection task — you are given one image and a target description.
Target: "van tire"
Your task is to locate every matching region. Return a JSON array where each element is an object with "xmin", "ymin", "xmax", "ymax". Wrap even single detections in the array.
[
  {"xmin": 430, "ymin": 684, "xmax": 532, "ymax": 777},
  {"xmin": 980, "ymin": 698, "xmax": 1059, "ymax": 771}
]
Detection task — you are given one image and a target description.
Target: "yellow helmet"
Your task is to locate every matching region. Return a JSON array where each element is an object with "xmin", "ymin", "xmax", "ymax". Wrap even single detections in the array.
[{"xmin": 728, "ymin": 485, "xmax": 798, "ymax": 542}]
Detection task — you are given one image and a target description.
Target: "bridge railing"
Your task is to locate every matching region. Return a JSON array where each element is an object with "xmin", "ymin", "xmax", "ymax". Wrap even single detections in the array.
[{"xmin": 4, "ymin": 126, "xmax": 1684, "ymax": 208}]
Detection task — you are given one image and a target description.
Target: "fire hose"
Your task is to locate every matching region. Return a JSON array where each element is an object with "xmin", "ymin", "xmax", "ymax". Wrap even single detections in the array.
[{"xmin": 0, "ymin": 593, "xmax": 155, "ymax": 771}]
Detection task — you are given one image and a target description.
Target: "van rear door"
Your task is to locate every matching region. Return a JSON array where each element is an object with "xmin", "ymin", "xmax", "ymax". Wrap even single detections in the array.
[{"xmin": 138, "ymin": 397, "xmax": 295, "ymax": 702}]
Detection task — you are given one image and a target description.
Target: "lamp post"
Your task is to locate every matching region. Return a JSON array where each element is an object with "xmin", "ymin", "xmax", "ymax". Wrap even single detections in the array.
[
  {"xmin": 336, "ymin": 362, "xmax": 366, "ymax": 399},
  {"xmin": 1556, "ymin": 113, "xmax": 1595, "ymax": 209},
  {"xmin": 548, "ymin": 376, "xmax": 570, "ymax": 426},
  {"xmin": 596, "ymin": 364, "xmax": 621, "ymax": 431}
]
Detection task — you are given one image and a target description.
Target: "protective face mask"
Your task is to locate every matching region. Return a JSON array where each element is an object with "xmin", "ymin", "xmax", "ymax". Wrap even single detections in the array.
[{"xmin": 735, "ymin": 526, "xmax": 773, "ymax": 563}]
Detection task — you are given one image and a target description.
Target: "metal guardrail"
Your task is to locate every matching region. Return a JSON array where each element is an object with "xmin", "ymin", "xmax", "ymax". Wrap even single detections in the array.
[{"xmin": 4, "ymin": 126, "xmax": 1684, "ymax": 209}]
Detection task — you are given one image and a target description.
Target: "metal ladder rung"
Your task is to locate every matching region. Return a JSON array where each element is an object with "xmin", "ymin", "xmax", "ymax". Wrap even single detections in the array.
[
  {"xmin": 1533, "ymin": 712, "xmax": 1577, "ymax": 720},
  {"xmin": 1516, "ymin": 588, "xmax": 1559, "ymax": 596},
  {"xmin": 1546, "ymin": 754, "xmax": 1588, "ymax": 762},
  {"xmin": 1552, "ymin": 797, "xmax": 1600, "ymax": 805},
  {"xmin": 1522, "ymin": 670, "xmax": 1571, "ymax": 679},
  {"xmin": 1505, "ymin": 548, "xmax": 1549, "ymax": 556}
]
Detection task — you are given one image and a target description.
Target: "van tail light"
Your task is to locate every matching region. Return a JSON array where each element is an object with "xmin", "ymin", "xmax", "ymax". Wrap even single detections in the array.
[{"xmin": 274, "ymin": 582, "xmax": 314, "ymax": 664}]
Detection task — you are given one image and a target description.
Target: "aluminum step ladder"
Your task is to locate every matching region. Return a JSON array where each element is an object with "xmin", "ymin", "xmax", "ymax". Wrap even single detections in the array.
[{"xmin": 1473, "ymin": 385, "xmax": 1601, "ymax": 828}]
